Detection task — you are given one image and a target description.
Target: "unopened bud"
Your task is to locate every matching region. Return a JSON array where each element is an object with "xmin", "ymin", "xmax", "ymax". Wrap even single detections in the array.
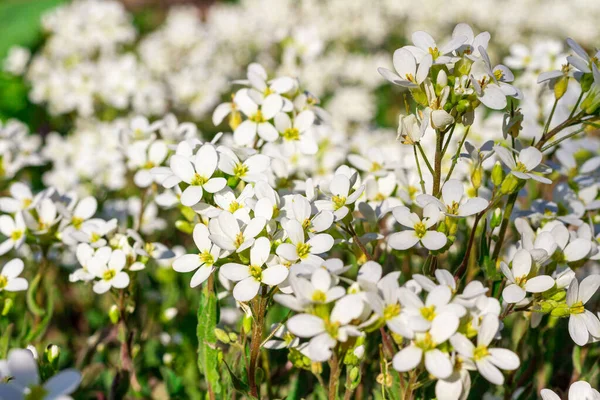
[
  {"xmin": 437, "ymin": 70, "xmax": 448, "ymax": 87},
  {"xmin": 109, "ymin": 305, "xmax": 120, "ymax": 324},
  {"xmin": 2, "ymin": 298, "xmax": 13, "ymax": 316},
  {"xmin": 242, "ymin": 313, "xmax": 252, "ymax": 335},
  {"xmin": 550, "ymin": 303, "xmax": 571, "ymax": 318},
  {"xmin": 554, "ymin": 76, "xmax": 569, "ymax": 100},
  {"xmin": 214, "ymin": 328, "xmax": 231, "ymax": 344},
  {"xmin": 581, "ymin": 84, "xmax": 600, "ymax": 114},
  {"xmin": 500, "ymin": 174, "xmax": 520, "ymax": 194},
  {"xmin": 45, "ymin": 344, "xmax": 60, "ymax": 364},
  {"xmin": 456, "ymin": 99, "xmax": 471, "ymax": 113},
  {"xmin": 490, "ymin": 208, "xmax": 502, "ymax": 228},
  {"xmin": 471, "ymin": 166, "xmax": 482, "ymax": 190},
  {"xmin": 491, "ymin": 162, "xmax": 504, "ymax": 186}
]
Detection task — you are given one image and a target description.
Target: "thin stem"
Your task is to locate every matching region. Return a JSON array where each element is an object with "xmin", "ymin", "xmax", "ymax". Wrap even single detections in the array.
[
  {"xmin": 491, "ymin": 191, "xmax": 519, "ymax": 261},
  {"xmin": 454, "ymin": 212, "xmax": 484, "ymax": 281},
  {"xmin": 441, "ymin": 123, "xmax": 456, "ymax": 157},
  {"xmin": 568, "ymin": 90, "xmax": 585, "ymax": 120},
  {"xmin": 413, "ymin": 146, "xmax": 427, "ymax": 194},
  {"xmin": 343, "ymin": 369, "xmax": 355, "ymax": 400},
  {"xmin": 540, "ymin": 127, "xmax": 586, "ymax": 152},
  {"xmin": 346, "ymin": 223, "xmax": 373, "ymax": 261},
  {"xmin": 536, "ymin": 111, "xmax": 585, "ymax": 149},
  {"xmin": 542, "ymin": 98, "xmax": 559, "ymax": 138},
  {"xmin": 328, "ymin": 351, "xmax": 342, "ymax": 400},
  {"xmin": 249, "ymin": 295, "xmax": 267, "ymax": 398},
  {"xmin": 432, "ymin": 130, "xmax": 444, "ymax": 196},
  {"xmin": 416, "ymin": 143, "xmax": 435, "ymax": 175},
  {"xmin": 443, "ymin": 126, "xmax": 470, "ymax": 186}
]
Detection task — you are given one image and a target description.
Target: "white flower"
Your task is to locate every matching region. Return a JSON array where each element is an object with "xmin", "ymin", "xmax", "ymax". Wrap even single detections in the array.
[
  {"xmin": 363, "ymin": 272, "xmax": 413, "ymax": 337},
  {"xmin": 209, "ymin": 211, "xmax": 266, "ymax": 253},
  {"xmin": 566, "ymin": 38, "xmax": 600, "ymax": 74},
  {"xmin": 500, "ymin": 249, "xmax": 555, "ymax": 304},
  {"xmin": 566, "ymin": 275, "xmax": 600, "ymax": 346},
  {"xmin": 450, "ymin": 314, "xmax": 520, "ymax": 385},
  {"xmin": 405, "ymin": 30, "xmax": 467, "ymax": 64},
  {"xmin": 452, "ymin": 23, "xmax": 490, "ymax": 59},
  {"xmin": 0, "ymin": 182, "xmax": 37, "ymax": 213},
  {"xmin": 0, "ymin": 259, "xmax": 28, "ymax": 292},
  {"xmin": 388, "ymin": 204, "xmax": 447, "ymax": 251},
  {"xmin": 87, "ymin": 248, "xmax": 131, "ymax": 294},
  {"xmin": 71, "ymin": 218, "xmax": 117, "ymax": 248},
  {"xmin": 397, "ymin": 110, "xmax": 430, "ymax": 145},
  {"xmin": 173, "ymin": 224, "xmax": 221, "ymax": 288},
  {"xmin": 392, "ymin": 312, "xmax": 458, "ymax": 379},
  {"xmin": 24, "ymin": 198, "xmax": 60, "ymax": 234},
  {"xmin": 169, "ymin": 144, "xmax": 227, "ymax": 206},
  {"xmin": 0, "ymin": 348, "xmax": 81, "ymax": 400},
  {"xmin": 274, "ymin": 110, "xmax": 317, "ymax": 155},
  {"xmin": 287, "ymin": 294, "xmax": 364, "ymax": 362},
  {"xmin": 69, "ymin": 243, "xmax": 96, "ymax": 282},
  {"xmin": 129, "ymin": 140, "xmax": 169, "ymax": 187},
  {"xmin": 314, "ymin": 174, "xmax": 365, "ymax": 221},
  {"xmin": 284, "ymin": 194, "xmax": 333, "ymax": 233},
  {"xmin": 218, "ymin": 149, "xmax": 270, "ymax": 183},
  {"xmin": 291, "ymin": 268, "xmax": 345, "ymax": 305},
  {"xmin": 417, "ymin": 179, "xmax": 488, "ymax": 217},
  {"xmin": 378, "ymin": 48, "xmax": 432, "ymax": 87},
  {"xmin": 221, "ymin": 237, "xmax": 288, "ymax": 302},
  {"xmin": 276, "ymin": 220, "xmax": 334, "ymax": 266},
  {"xmin": 541, "ymin": 380, "xmax": 600, "ymax": 400},
  {"xmin": 494, "ymin": 146, "xmax": 552, "ymax": 184},
  {"xmin": 233, "ymin": 89, "xmax": 283, "ymax": 146},
  {"xmin": 263, "ymin": 324, "xmax": 300, "ymax": 350},
  {"xmin": 0, "ymin": 212, "xmax": 26, "ymax": 255}
]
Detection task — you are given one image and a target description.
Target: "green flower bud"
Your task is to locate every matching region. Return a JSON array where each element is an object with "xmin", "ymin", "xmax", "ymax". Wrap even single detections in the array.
[
  {"xmin": 456, "ymin": 99, "xmax": 471, "ymax": 113},
  {"xmin": 228, "ymin": 332, "xmax": 238, "ymax": 342},
  {"xmin": 242, "ymin": 313, "xmax": 252, "ymax": 334},
  {"xmin": 500, "ymin": 174, "xmax": 520, "ymax": 194},
  {"xmin": 550, "ymin": 303, "xmax": 570, "ymax": 318},
  {"xmin": 580, "ymin": 73, "xmax": 594, "ymax": 92},
  {"xmin": 214, "ymin": 328, "xmax": 231, "ymax": 344},
  {"xmin": 471, "ymin": 166, "xmax": 483, "ymax": 190},
  {"xmin": 581, "ymin": 83, "xmax": 600, "ymax": 114},
  {"xmin": 2, "ymin": 298, "xmax": 13, "ymax": 316},
  {"xmin": 490, "ymin": 208, "xmax": 502, "ymax": 229},
  {"xmin": 491, "ymin": 162, "xmax": 505, "ymax": 186},
  {"xmin": 109, "ymin": 304, "xmax": 120, "ymax": 324},
  {"xmin": 44, "ymin": 345, "xmax": 60, "ymax": 366}
]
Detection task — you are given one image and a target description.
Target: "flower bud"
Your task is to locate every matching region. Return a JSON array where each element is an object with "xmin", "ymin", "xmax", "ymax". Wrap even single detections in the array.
[
  {"xmin": 581, "ymin": 84, "xmax": 600, "ymax": 114},
  {"xmin": 44, "ymin": 344, "xmax": 60, "ymax": 365},
  {"xmin": 1, "ymin": 298, "xmax": 13, "ymax": 316},
  {"xmin": 242, "ymin": 313, "xmax": 252, "ymax": 334},
  {"xmin": 471, "ymin": 165, "xmax": 482, "ymax": 190},
  {"xmin": 500, "ymin": 174, "xmax": 520, "ymax": 194},
  {"xmin": 553, "ymin": 76, "xmax": 569, "ymax": 100},
  {"xmin": 550, "ymin": 303, "xmax": 571, "ymax": 318},
  {"xmin": 228, "ymin": 332, "xmax": 238, "ymax": 342},
  {"xmin": 214, "ymin": 328, "xmax": 231, "ymax": 344},
  {"xmin": 456, "ymin": 99, "xmax": 471, "ymax": 113},
  {"xmin": 490, "ymin": 208, "xmax": 502, "ymax": 228},
  {"xmin": 491, "ymin": 162, "xmax": 504, "ymax": 186},
  {"xmin": 437, "ymin": 70, "xmax": 448, "ymax": 88},
  {"xmin": 109, "ymin": 304, "xmax": 120, "ymax": 324}
]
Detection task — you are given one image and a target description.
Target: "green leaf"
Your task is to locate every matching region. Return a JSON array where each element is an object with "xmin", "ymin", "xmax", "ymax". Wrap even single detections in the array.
[
  {"xmin": 223, "ymin": 360, "xmax": 251, "ymax": 395},
  {"xmin": 160, "ymin": 367, "xmax": 184, "ymax": 396},
  {"xmin": 0, "ymin": 323, "xmax": 13, "ymax": 358},
  {"xmin": 26, "ymin": 273, "xmax": 46, "ymax": 317},
  {"xmin": 24, "ymin": 279, "xmax": 55, "ymax": 342},
  {"xmin": 197, "ymin": 286, "xmax": 222, "ymax": 394}
]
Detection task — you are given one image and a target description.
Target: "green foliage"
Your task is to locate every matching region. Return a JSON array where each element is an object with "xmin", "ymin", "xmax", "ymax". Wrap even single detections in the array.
[{"xmin": 197, "ymin": 286, "xmax": 222, "ymax": 395}]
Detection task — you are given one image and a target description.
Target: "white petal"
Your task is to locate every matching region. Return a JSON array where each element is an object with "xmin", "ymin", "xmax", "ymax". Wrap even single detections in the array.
[
  {"xmin": 388, "ymin": 231, "xmax": 420, "ymax": 250},
  {"xmin": 488, "ymin": 348, "xmax": 520, "ymax": 370},
  {"xmin": 425, "ymin": 349, "xmax": 453, "ymax": 379},
  {"xmin": 392, "ymin": 345, "xmax": 423, "ymax": 372},
  {"xmin": 112, "ymin": 272, "xmax": 130, "ymax": 289},
  {"xmin": 569, "ymin": 314, "xmax": 589, "ymax": 346},
  {"xmin": 421, "ymin": 231, "xmax": 447, "ymax": 251},
  {"xmin": 44, "ymin": 369, "xmax": 81, "ymax": 396},
  {"xmin": 261, "ymin": 94, "xmax": 283, "ymax": 119},
  {"xmin": 7, "ymin": 349, "xmax": 39, "ymax": 386},
  {"xmin": 173, "ymin": 254, "xmax": 201, "ymax": 273},
  {"xmin": 478, "ymin": 314, "xmax": 499, "ymax": 347},
  {"xmin": 170, "ymin": 155, "xmax": 195, "ymax": 183},
  {"xmin": 476, "ymin": 358, "xmax": 504, "ymax": 385},
  {"xmin": 287, "ymin": 314, "xmax": 325, "ymax": 337},
  {"xmin": 524, "ymin": 276, "xmax": 555, "ymax": 293},
  {"xmin": 449, "ymin": 333, "xmax": 474, "ymax": 358},
  {"xmin": 331, "ymin": 295, "xmax": 364, "ymax": 324},
  {"xmin": 181, "ymin": 185, "xmax": 204, "ymax": 207},
  {"xmin": 233, "ymin": 277, "xmax": 261, "ymax": 302},
  {"xmin": 329, "ymin": 174, "xmax": 350, "ymax": 197},
  {"xmin": 194, "ymin": 144, "xmax": 218, "ymax": 178},
  {"xmin": 261, "ymin": 265, "xmax": 289, "ymax": 286},
  {"xmin": 503, "ymin": 284, "xmax": 526, "ymax": 304},
  {"xmin": 540, "ymin": 389, "xmax": 561, "ymax": 400},
  {"xmin": 2, "ymin": 258, "xmax": 24, "ymax": 278},
  {"xmin": 220, "ymin": 263, "xmax": 250, "ymax": 282},
  {"xmin": 190, "ymin": 265, "xmax": 214, "ymax": 288},
  {"xmin": 430, "ymin": 313, "xmax": 458, "ymax": 344},
  {"xmin": 307, "ymin": 234, "xmax": 334, "ymax": 254},
  {"xmin": 579, "ymin": 274, "xmax": 600, "ymax": 304},
  {"xmin": 518, "ymin": 147, "xmax": 542, "ymax": 171}
]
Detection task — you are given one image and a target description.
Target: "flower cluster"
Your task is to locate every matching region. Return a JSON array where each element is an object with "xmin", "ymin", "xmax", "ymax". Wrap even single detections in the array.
[{"xmin": 0, "ymin": 2, "xmax": 599, "ymax": 399}]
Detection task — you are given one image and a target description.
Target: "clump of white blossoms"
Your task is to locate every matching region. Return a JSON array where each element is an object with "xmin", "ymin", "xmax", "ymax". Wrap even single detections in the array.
[{"xmin": 0, "ymin": 1, "xmax": 599, "ymax": 398}]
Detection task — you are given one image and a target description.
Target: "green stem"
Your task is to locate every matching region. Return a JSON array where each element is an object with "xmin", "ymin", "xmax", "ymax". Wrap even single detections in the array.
[
  {"xmin": 249, "ymin": 294, "xmax": 267, "ymax": 398},
  {"xmin": 416, "ymin": 143, "xmax": 435, "ymax": 176},
  {"xmin": 443, "ymin": 126, "xmax": 470, "ymax": 186},
  {"xmin": 491, "ymin": 191, "xmax": 519, "ymax": 261},
  {"xmin": 432, "ymin": 130, "xmax": 444, "ymax": 196},
  {"xmin": 328, "ymin": 350, "xmax": 342, "ymax": 400},
  {"xmin": 413, "ymin": 146, "xmax": 427, "ymax": 194},
  {"xmin": 540, "ymin": 127, "xmax": 585, "ymax": 152}
]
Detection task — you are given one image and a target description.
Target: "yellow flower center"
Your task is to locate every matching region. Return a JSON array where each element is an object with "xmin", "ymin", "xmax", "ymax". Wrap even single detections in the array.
[
  {"xmin": 72, "ymin": 217, "xmax": 84, "ymax": 229},
  {"xmin": 282, "ymin": 128, "xmax": 300, "ymax": 141},
  {"xmin": 199, "ymin": 250, "xmax": 214, "ymax": 265},
  {"xmin": 249, "ymin": 110, "xmax": 266, "ymax": 123},
  {"xmin": 190, "ymin": 173, "xmax": 208, "ymax": 186},
  {"xmin": 233, "ymin": 163, "xmax": 249, "ymax": 178},
  {"xmin": 324, "ymin": 320, "xmax": 340, "ymax": 338},
  {"xmin": 570, "ymin": 301, "xmax": 585, "ymax": 315},
  {"xmin": 229, "ymin": 201, "xmax": 243, "ymax": 213},
  {"xmin": 22, "ymin": 198, "xmax": 32, "ymax": 208},
  {"xmin": 515, "ymin": 161, "xmax": 528, "ymax": 173},
  {"xmin": 234, "ymin": 232, "xmax": 245, "ymax": 248},
  {"xmin": 0, "ymin": 275, "xmax": 7, "ymax": 290},
  {"xmin": 332, "ymin": 195, "xmax": 346, "ymax": 210},
  {"xmin": 414, "ymin": 221, "xmax": 427, "ymax": 239},
  {"xmin": 312, "ymin": 290, "xmax": 327, "ymax": 303},
  {"xmin": 249, "ymin": 264, "xmax": 262, "ymax": 281},
  {"xmin": 297, "ymin": 242, "xmax": 311, "ymax": 259},
  {"xmin": 473, "ymin": 345, "xmax": 490, "ymax": 361},
  {"xmin": 10, "ymin": 230, "xmax": 23, "ymax": 241},
  {"xmin": 103, "ymin": 269, "xmax": 116, "ymax": 281},
  {"xmin": 383, "ymin": 303, "xmax": 401, "ymax": 320},
  {"xmin": 420, "ymin": 305, "xmax": 436, "ymax": 321},
  {"xmin": 428, "ymin": 47, "xmax": 441, "ymax": 60},
  {"xmin": 415, "ymin": 332, "xmax": 436, "ymax": 351},
  {"xmin": 371, "ymin": 162, "xmax": 382, "ymax": 172},
  {"xmin": 90, "ymin": 232, "xmax": 101, "ymax": 243}
]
